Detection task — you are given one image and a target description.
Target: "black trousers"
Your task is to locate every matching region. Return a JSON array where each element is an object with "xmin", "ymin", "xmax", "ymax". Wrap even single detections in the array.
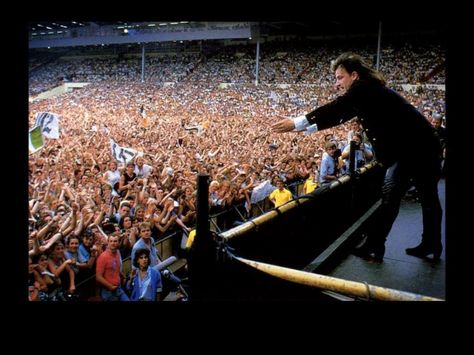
[{"xmin": 368, "ymin": 158, "xmax": 442, "ymax": 249}]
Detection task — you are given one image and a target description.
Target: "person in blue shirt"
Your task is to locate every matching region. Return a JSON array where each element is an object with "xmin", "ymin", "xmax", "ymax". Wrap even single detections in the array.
[
  {"xmin": 319, "ymin": 141, "xmax": 339, "ymax": 185},
  {"xmin": 127, "ymin": 248, "xmax": 163, "ymax": 301}
]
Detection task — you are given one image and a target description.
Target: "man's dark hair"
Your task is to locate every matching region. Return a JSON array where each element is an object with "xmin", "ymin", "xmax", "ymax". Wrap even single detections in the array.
[
  {"xmin": 331, "ymin": 52, "xmax": 386, "ymax": 86},
  {"xmin": 133, "ymin": 248, "xmax": 150, "ymax": 268}
]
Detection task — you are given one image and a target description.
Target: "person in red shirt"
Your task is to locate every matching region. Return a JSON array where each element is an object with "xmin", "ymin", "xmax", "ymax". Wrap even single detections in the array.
[{"xmin": 96, "ymin": 235, "xmax": 130, "ymax": 301}]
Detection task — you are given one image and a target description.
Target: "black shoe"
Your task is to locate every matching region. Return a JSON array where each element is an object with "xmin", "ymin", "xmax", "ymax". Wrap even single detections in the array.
[
  {"xmin": 405, "ymin": 242, "xmax": 442, "ymax": 261},
  {"xmin": 352, "ymin": 243, "xmax": 373, "ymax": 259},
  {"xmin": 372, "ymin": 245, "xmax": 385, "ymax": 263}
]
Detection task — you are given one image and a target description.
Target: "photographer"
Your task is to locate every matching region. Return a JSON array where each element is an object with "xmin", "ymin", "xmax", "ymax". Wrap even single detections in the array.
[{"xmin": 340, "ymin": 132, "xmax": 374, "ymax": 173}]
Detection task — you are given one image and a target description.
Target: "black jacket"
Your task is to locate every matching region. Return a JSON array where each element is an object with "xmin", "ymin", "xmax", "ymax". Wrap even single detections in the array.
[{"xmin": 305, "ymin": 79, "xmax": 441, "ymax": 167}]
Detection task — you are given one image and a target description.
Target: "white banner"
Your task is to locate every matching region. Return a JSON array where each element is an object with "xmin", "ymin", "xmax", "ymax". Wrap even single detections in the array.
[
  {"xmin": 110, "ymin": 138, "xmax": 143, "ymax": 164},
  {"xmin": 35, "ymin": 112, "xmax": 60, "ymax": 139}
]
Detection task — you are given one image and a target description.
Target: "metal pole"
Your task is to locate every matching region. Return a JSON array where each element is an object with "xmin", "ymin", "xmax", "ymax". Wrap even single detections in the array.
[
  {"xmin": 141, "ymin": 44, "xmax": 145, "ymax": 82},
  {"xmin": 255, "ymin": 39, "xmax": 260, "ymax": 85},
  {"xmin": 195, "ymin": 174, "xmax": 210, "ymax": 245},
  {"xmin": 236, "ymin": 256, "xmax": 443, "ymax": 301},
  {"xmin": 376, "ymin": 21, "xmax": 382, "ymax": 71},
  {"xmin": 349, "ymin": 140, "xmax": 357, "ymax": 176},
  {"xmin": 187, "ymin": 174, "xmax": 212, "ymax": 300},
  {"xmin": 348, "ymin": 139, "xmax": 357, "ymax": 219}
]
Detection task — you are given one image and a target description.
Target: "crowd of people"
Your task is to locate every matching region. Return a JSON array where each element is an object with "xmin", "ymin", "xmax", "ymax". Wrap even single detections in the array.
[
  {"xmin": 29, "ymin": 40, "xmax": 445, "ymax": 95},
  {"xmin": 28, "ymin": 38, "xmax": 445, "ymax": 301}
]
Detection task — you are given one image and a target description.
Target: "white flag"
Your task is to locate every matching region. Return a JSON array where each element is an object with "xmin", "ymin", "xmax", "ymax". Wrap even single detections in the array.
[
  {"xmin": 35, "ymin": 112, "xmax": 60, "ymax": 139},
  {"xmin": 29, "ymin": 125, "xmax": 44, "ymax": 154},
  {"xmin": 110, "ymin": 138, "xmax": 143, "ymax": 164}
]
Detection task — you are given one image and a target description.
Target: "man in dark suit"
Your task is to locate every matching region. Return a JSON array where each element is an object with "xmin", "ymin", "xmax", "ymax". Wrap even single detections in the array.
[{"xmin": 272, "ymin": 52, "xmax": 442, "ymax": 262}]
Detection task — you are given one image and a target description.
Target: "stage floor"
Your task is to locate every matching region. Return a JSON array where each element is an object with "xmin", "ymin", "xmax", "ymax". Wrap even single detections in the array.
[{"xmin": 328, "ymin": 178, "xmax": 446, "ymax": 300}]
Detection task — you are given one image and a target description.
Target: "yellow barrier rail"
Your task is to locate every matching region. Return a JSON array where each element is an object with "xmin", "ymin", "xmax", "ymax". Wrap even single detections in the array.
[{"xmin": 235, "ymin": 256, "xmax": 444, "ymax": 301}]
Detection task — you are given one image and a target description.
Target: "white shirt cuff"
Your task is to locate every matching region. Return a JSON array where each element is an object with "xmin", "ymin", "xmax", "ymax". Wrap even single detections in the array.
[
  {"xmin": 293, "ymin": 115, "xmax": 311, "ymax": 131},
  {"xmin": 304, "ymin": 124, "xmax": 319, "ymax": 135}
]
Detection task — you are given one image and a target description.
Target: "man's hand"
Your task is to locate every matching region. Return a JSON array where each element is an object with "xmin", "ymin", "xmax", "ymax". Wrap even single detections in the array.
[{"xmin": 271, "ymin": 116, "xmax": 295, "ymax": 133}]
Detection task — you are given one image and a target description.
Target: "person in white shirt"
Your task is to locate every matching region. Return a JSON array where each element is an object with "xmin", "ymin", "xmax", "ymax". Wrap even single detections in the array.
[{"xmin": 134, "ymin": 156, "xmax": 153, "ymax": 179}]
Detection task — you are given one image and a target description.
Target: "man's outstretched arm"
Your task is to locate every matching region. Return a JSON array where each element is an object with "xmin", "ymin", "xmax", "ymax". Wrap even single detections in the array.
[{"xmin": 271, "ymin": 114, "xmax": 317, "ymax": 133}]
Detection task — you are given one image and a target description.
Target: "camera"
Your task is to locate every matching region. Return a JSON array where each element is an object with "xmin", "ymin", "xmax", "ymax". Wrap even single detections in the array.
[{"xmin": 102, "ymin": 222, "xmax": 116, "ymax": 234}]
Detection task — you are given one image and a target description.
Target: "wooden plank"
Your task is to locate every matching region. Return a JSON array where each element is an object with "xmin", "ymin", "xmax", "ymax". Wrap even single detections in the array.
[{"xmin": 169, "ymin": 258, "xmax": 187, "ymax": 273}]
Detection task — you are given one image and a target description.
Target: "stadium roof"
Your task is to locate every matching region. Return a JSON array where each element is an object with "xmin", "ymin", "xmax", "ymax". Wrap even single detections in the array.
[
  {"xmin": 29, "ymin": 20, "xmax": 443, "ymax": 41},
  {"xmin": 259, "ymin": 20, "xmax": 442, "ymax": 36}
]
